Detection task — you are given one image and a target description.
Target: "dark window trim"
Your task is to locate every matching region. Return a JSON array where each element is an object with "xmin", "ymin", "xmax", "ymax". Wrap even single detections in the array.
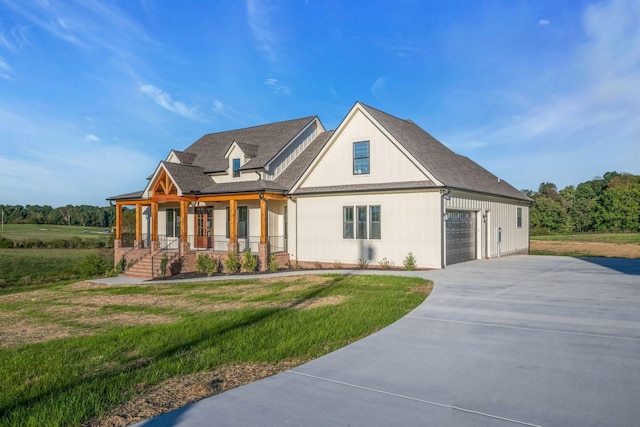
[
  {"xmin": 232, "ymin": 158, "xmax": 241, "ymax": 178},
  {"xmin": 353, "ymin": 141, "xmax": 370, "ymax": 175}
]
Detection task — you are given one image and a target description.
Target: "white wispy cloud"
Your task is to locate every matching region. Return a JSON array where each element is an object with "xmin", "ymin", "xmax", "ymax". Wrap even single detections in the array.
[
  {"xmin": 446, "ymin": 0, "xmax": 640, "ymax": 188},
  {"xmin": 0, "ymin": 1, "xmax": 153, "ymax": 60},
  {"xmin": 247, "ymin": 0, "xmax": 278, "ymax": 62},
  {"xmin": 139, "ymin": 84, "xmax": 200, "ymax": 120},
  {"xmin": 85, "ymin": 133, "xmax": 99, "ymax": 142},
  {"xmin": 538, "ymin": 19, "xmax": 550, "ymax": 25},
  {"xmin": 264, "ymin": 78, "xmax": 290, "ymax": 95},
  {"xmin": 211, "ymin": 99, "xmax": 247, "ymax": 124},
  {"xmin": 0, "ymin": 54, "xmax": 11, "ymax": 79},
  {"xmin": 371, "ymin": 77, "xmax": 388, "ymax": 100}
]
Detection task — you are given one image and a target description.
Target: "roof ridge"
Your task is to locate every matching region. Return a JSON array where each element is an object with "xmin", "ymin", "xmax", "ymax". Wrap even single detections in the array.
[{"xmin": 200, "ymin": 116, "xmax": 316, "ymax": 138}]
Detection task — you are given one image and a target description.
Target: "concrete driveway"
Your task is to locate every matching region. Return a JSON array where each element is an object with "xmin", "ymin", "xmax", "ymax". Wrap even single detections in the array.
[{"xmin": 134, "ymin": 256, "xmax": 640, "ymax": 427}]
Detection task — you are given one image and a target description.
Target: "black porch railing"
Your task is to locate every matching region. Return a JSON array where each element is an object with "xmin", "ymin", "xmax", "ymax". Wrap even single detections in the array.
[{"xmin": 185, "ymin": 235, "xmax": 286, "ymax": 253}]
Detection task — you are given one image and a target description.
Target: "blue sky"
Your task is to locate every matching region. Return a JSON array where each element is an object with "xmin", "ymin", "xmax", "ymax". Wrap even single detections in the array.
[{"xmin": 1, "ymin": 0, "xmax": 638, "ymax": 206}]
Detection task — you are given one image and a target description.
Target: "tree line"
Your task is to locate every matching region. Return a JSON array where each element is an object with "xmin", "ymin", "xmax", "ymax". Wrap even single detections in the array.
[
  {"xmin": 524, "ymin": 171, "xmax": 640, "ymax": 235},
  {"xmin": 2, "ymin": 171, "xmax": 639, "ymax": 236},
  {"xmin": 0, "ymin": 204, "xmax": 117, "ymax": 228}
]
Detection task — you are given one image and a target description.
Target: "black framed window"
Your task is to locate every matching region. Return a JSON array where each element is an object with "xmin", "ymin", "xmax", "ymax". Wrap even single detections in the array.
[
  {"xmin": 356, "ymin": 206, "xmax": 367, "ymax": 239},
  {"xmin": 343, "ymin": 206, "xmax": 354, "ymax": 239},
  {"xmin": 369, "ymin": 205, "xmax": 381, "ymax": 239},
  {"xmin": 166, "ymin": 208, "xmax": 180, "ymax": 237},
  {"xmin": 353, "ymin": 141, "xmax": 370, "ymax": 175},
  {"xmin": 238, "ymin": 206, "xmax": 248, "ymax": 238},
  {"xmin": 517, "ymin": 207, "xmax": 522, "ymax": 228}
]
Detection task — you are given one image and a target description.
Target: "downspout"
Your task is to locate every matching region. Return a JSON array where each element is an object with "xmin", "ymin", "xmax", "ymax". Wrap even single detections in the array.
[{"xmin": 440, "ymin": 188, "xmax": 451, "ymax": 269}]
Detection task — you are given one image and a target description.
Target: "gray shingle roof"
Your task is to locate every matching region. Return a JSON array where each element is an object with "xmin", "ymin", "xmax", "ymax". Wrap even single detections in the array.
[
  {"xmin": 107, "ymin": 190, "xmax": 144, "ymax": 201},
  {"xmin": 359, "ymin": 103, "xmax": 531, "ymax": 201},
  {"xmin": 171, "ymin": 150, "xmax": 197, "ymax": 165},
  {"xmin": 294, "ymin": 180, "xmax": 437, "ymax": 195},
  {"xmin": 184, "ymin": 116, "xmax": 316, "ymax": 173},
  {"xmin": 234, "ymin": 142, "xmax": 258, "ymax": 158},
  {"xmin": 108, "ymin": 104, "xmax": 530, "ymax": 203},
  {"xmin": 161, "ymin": 162, "xmax": 213, "ymax": 194}
]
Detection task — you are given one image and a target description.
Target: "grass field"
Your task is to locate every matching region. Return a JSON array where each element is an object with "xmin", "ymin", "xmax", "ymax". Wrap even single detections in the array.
[
  {"xmin": 0, "ymin": 224, "xmax": 111, "ymax": 241},
  {"xmin": 530, "ymin": 233, "xmax": 640, "ymax": 244},
  {"xmin": 0, "ymin": 248, "xmax": 113, "ymax": 285},
  {"xmin": 0, "ymin": 274, "xmax": 431, "ymax": 426},
  {"xmin": 530, "ymin": 233, "xmax": 640, "ymax": 258}
]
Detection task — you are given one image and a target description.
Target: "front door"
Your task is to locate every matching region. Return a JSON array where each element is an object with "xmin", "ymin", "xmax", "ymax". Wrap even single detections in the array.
[{"xmin": 196, "ymin": 207, "xmax": 213, "ymax": 248}]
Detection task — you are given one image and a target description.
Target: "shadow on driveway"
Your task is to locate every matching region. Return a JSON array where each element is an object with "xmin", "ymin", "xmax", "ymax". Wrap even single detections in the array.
[{"xmin": 577, "ymin": 256, "xmax": 640, "ymax": 275}]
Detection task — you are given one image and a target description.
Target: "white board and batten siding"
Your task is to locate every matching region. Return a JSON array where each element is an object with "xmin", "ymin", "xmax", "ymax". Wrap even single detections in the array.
[
  {"xmin": 445, "ymin": 190, "xmax": 529, "ymax": 259},
  {"xmin": 290, "ymin": 190, "xmax": 443, "ymax": 269},
  {"xmin": 265, "ymin": 120, "xmax": 323, "ymax": 181},
  {"xmin": 300, "ymin": 109, "xmax": 429, "ymax": 188}
]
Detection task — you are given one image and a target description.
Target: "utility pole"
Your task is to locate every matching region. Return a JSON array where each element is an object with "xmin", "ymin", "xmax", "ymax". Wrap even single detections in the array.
[{"xmin": 1, "ymin": 209, "xmax": 4, "ymax": 232}]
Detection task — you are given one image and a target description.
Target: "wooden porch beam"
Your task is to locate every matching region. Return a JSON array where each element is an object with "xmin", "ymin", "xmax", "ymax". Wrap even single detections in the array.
[
  {"xmin": 151, "ymin": 194, "xmax": 195, "ymax": 203},
  {"xmin": 263, "ymin": 193, "xmax": 288, "ymax": 201},
  {"xmin": 195, "ymin": 193, "xmax": 260, "ymax": 203}
]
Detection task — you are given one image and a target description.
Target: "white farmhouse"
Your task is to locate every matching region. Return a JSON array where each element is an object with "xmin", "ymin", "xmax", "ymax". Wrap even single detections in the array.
[{"xmin": 109, "ymin": 102, "xmax": 531, "ymax": 278}]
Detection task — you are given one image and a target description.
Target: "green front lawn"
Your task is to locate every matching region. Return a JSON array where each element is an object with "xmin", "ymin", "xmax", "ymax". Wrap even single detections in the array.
[{"xmin": 0, "ymin": 274, "xmax": 431, "ymax": 426}]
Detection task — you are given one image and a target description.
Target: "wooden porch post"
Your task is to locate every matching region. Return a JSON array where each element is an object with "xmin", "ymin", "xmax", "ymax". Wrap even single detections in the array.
[
  {"xmin": 151, "ymin": 201, "xmax": 158, "ymax": 242},
  {"xmin": 135, "ymin": 204, "xmax": 142, "ymax": 242},
  {"xmin": 228, "ymin": 199, "xmax": 238, "ymax": 253},
  {"xmin": 115, "ymin": 203, "xmax": 122, "ymax": 240},
  {"xmin": 229, "ymin": 199, "xmax": 237, "ymax": 243},
  {"xmin": 180, "ymin": 200, "xmax": 189, "ymax": 243},
  {"xmin": 260, "ymin": 197, "xmax": 267, "ymax": 244}
]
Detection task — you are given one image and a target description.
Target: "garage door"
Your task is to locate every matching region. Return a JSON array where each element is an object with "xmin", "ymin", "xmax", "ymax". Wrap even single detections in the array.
[{"xmin": 446, "ymin": 210, "xmax": 477, "ymax": 265}]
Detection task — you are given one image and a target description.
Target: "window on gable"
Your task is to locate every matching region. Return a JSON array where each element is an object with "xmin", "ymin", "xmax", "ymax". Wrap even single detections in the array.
[
  {"xmin": 517, "ymin": 207, "xmax": 522, "ymax": 228},
  {"xmin": 353, "ymin": 141, "xmax": 370, "ymax": 175},
  {"xmin": 232, "ymin": 158, "xmax": 241, "ymax": 178}
]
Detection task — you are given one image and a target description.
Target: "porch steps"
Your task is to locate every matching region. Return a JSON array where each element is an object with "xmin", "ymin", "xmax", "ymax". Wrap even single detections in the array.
[{"xmin": 121, "ymin": 251, "xmax": 180, "ymax": 280}]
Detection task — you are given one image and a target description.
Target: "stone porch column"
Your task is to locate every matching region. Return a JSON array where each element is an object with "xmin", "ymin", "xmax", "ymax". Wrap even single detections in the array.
[{"xmin": 258, "ymin": 242, "xmax": 270, "ymax": 272}]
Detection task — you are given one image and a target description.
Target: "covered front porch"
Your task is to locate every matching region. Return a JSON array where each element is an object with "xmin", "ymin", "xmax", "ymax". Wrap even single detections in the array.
[{"xmin": 113, "ymin": 192, "xmax": 289, "ymax": 278}]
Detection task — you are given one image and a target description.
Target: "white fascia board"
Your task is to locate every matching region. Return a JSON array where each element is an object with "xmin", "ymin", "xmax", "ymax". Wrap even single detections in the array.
[
  {"xmin": 224, "ymin": 140, "xmax": 242, "ymax": 159},
  {"xmin": 290, "ymin": 102, "xmax": 443, "ymax": 193},
  {"xmin": 142, "ymin": 163, "xmax": 184, "ymax": 198},
  {"xmin": 356, "ymin": 103, "xmax": 444, "ymax": 187}
]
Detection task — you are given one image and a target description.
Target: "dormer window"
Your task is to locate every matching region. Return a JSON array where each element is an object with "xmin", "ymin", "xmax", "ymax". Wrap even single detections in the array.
[
  {"xmin": 232, "ymin": 158, "xmax": 241, "ymax": 177},
  {"xmin": 353, "ymin": 141, "xmax": 370, "ymax": 175}
]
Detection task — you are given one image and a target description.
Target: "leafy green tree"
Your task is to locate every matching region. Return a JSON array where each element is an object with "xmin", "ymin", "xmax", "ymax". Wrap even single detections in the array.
[
  {"xmin": 530, "ymin": 196, "xmax": 571, "ymax": 234},
  {"xmin": 594, "ymin": 175, "xmax": 640, "ymax": 232}
]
